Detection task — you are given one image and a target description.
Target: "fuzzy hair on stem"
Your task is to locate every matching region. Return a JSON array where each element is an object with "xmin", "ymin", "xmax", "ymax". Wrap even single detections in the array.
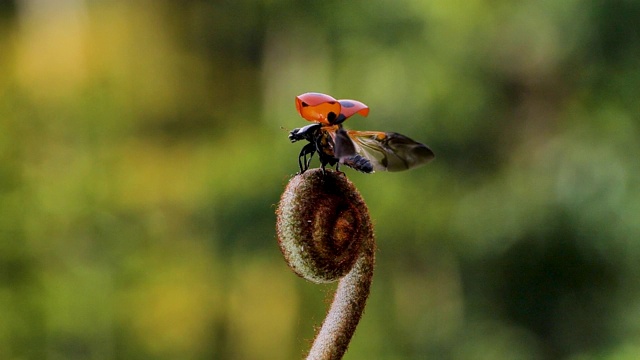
[{"xmin": 276, "ymin": 169, "xmax": 375, "ymax": 360}]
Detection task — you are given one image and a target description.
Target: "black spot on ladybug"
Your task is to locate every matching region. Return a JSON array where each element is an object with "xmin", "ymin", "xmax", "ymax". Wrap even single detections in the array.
[
  {"xmin": 301, "ymin": 102, "xmax": 309, "ymax": 107},
  {"xmin": 327, "ymin": 112, "xmax": 337, "ymax": 122},
  {"xmin": 340, "ymin": 101, "xmax": 355, "ymax": 108}
]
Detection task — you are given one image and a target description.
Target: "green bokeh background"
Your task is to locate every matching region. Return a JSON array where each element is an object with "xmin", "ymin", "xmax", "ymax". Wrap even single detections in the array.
[{"xmin": 1, "ymin": 1, "xmax": 640, "ymax": 359}]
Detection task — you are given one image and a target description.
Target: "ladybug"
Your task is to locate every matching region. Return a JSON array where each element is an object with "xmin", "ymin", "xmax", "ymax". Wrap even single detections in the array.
[{"xmin": 288, "ymin": 92, "xmax": 434, "ymax": 173}]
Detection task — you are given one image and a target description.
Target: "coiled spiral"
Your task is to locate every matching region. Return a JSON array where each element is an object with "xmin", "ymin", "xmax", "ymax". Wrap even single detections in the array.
[{"xmin": 276, "ymin": 169, "xmax": 375, "ymax": 360}]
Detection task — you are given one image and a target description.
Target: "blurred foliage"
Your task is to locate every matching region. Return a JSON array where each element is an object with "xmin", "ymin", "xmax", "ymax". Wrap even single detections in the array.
[{"xmin": 1, "ymin": 0, "xmax": 640, "ymax": 359}]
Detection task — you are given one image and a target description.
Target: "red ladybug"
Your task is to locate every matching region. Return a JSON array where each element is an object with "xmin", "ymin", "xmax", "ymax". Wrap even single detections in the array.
[{"xmin": 288, "ymin": 92, "xmax": 434, "ymax": 173}]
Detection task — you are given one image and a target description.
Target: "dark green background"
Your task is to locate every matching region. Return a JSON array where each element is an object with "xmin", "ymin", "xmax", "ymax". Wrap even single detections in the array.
[{"xmin": 1, "ymin": 0, "xmax": 639, "ymax": 359}]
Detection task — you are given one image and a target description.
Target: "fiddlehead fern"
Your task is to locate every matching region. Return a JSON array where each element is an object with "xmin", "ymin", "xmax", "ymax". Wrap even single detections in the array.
[{"xmin": 276, "ymin": 169, "xmax": 375, "ymax": 360}]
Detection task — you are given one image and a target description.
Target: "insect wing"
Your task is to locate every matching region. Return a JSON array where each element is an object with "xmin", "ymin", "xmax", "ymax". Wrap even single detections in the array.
[
  {"xmin": 333, "ymin": 127, "xmax": 357, "ymax": 159},
  {"xmin": 348, "ymin": 131, "xmax": 435, "ymax": 172},
  {"xmin": 336, "ymin": 99, "xmax": 369, "ymax": 124},
  {"xmin": 295, "ymin": 92, "xmax": 341, "ymax": 125},
  {"xmin": 296, "ymin": 92, "xmax": 337, "ymax": 106}
]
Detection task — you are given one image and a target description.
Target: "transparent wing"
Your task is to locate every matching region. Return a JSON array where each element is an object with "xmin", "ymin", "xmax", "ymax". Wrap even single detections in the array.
[
  {"xmin": 333, "ymin": 127, "xmax": 357, "ymax": 159},
  {"xmin": 348, "ymin": 130, "xmax": 435, "ymax": 172}
]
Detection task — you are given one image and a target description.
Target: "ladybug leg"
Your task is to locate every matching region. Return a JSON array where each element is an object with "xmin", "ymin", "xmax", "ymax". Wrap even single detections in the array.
[
  {"xmin": 298, "ymin": 143, "xmax": 316, "ymax": 174},
  {"xmin": 298, "ymin": 153, "xmax": 304, "ymax": 173},
  {"xmin": 319, "ymin": 157, "xmax": 329, "ymax": 175},
  {"xmin": 305, "ymin": 150, "xmax": 314, "ymax": 171}
]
